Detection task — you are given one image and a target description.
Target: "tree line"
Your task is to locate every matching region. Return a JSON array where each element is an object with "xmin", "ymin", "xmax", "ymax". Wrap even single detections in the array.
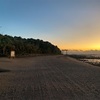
[{"xmin": 0, "ymin": 34, "xmax": 61, "ymax": 57}]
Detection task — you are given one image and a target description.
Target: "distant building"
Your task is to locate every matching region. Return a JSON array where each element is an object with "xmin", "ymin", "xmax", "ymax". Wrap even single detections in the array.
[{"xmin": 61, "ymin": 49, "xmax": 68, "ymax": 55}]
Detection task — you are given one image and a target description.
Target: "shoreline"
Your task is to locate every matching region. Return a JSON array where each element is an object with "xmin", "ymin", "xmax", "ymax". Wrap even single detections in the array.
[{"xmin": 68, "ymin": 54, "xmax": 100, "ymax": 67}]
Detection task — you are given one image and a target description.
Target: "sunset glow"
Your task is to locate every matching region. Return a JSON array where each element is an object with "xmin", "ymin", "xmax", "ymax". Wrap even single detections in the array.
[{"xmin": 0, "ymin": 0, "xmax": 100, "ymax": 50}]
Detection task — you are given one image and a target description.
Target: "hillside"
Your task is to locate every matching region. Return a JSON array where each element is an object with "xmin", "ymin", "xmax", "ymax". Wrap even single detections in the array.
[{"xmin": 0, "ymin": 34, "xmax": 61, "ymax": 57}]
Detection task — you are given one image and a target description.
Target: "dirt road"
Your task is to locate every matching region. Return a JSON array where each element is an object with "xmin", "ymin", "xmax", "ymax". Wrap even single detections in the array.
[{"xmin": 0, "ymin": 55, "xmax": 100, "ymax": 100}]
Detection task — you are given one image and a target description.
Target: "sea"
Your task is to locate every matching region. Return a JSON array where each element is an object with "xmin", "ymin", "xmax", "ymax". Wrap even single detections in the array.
[{"xmin": 67, "ymin": 50, "xmax": 100, "ymax": 64}]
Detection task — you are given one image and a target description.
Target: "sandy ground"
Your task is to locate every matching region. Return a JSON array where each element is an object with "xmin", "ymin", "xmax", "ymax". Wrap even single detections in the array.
[{"xmin": 0, "ymin": 55, "xmax": 100, "ymax": 100}]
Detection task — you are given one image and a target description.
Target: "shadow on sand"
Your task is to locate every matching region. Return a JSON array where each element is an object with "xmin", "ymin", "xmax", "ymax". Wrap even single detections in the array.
[{"xmin": 0, "ymin": 69, "xmax": 10, "ymax": 73}]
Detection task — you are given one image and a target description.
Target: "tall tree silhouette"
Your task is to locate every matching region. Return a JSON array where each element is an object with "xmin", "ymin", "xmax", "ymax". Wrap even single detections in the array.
[{"xmin": 0, "ymin": 34, "xmax": 61, "ymax": 57}]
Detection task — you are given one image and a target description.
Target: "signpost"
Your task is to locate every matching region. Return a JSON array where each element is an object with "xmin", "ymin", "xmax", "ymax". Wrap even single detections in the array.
[{"xmin": 11, "ymin": 50, "xmax": 15, "ymax": 58}]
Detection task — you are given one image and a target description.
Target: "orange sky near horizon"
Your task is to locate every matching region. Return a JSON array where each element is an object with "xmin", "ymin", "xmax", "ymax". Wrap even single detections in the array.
[
  {"xmin": 51, "ymin": 13, "xmax": 100, "ymax": 50},
  {"xmin": 52, "ymin": 27, "xmax": 100, "ymax": 50},
  {"xmin": 56, "ymin": 35, "xmax": 100, "ymax": 50}
]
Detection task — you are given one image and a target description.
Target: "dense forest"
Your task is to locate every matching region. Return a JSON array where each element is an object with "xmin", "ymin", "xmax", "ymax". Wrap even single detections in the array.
[{"xmin": 0, "ymin": 34, "xmax": 61, "ymax": 57}]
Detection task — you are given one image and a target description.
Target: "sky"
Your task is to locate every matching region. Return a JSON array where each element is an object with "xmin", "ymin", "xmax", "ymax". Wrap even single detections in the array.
[{"xmin": 0, "ymin": 0, "xmax": 100, "ymax": 50}]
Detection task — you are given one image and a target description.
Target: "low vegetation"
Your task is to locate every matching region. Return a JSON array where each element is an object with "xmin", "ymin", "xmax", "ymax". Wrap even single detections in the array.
[
  {"xmin": 68, "ymin": 54, "xmax": 100, "ymax": 67},
  {"xmin": 0, "ymin": 34, "xmax": 61, "ymax": 57},
  {"xmin": 68, "ymin": 54, "xmax": 100, "ymax": 59}
]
